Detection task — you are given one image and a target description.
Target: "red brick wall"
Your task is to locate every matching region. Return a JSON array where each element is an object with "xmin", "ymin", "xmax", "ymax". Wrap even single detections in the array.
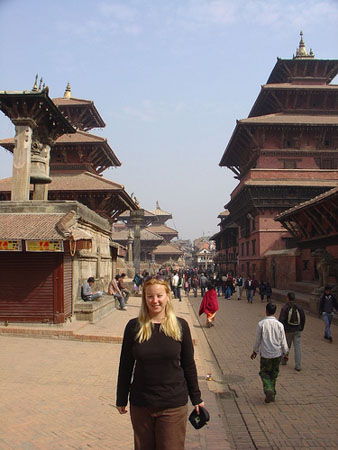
[{"xmin": 265, "ymin": 254, "xmax": 297, "ymax": 289}]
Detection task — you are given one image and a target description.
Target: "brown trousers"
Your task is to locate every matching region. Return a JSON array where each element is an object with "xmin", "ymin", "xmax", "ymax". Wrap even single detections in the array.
[{"xmin": 130, "ymin": 403, "xmax": 188, "ymax": 450}]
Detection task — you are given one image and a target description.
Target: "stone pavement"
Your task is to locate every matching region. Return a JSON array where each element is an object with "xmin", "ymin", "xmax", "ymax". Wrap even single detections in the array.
[
  {"xmin": 0, "ymin": 294, "xmax": 230, "ymax": 450},
  {"xmin": 190, "ymin": 291, "xmax": 338, "ymax": 450}
]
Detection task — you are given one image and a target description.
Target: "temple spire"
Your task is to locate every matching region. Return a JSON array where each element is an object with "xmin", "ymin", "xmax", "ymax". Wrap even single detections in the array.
[
  {"xmin": 156, "ymin": 200, "xmax": 160, "ymax": 209},
  {"xmin": 294, "ymin": 31, "xmax": 315, "ymax": 59},
  {"xmin": 64, "ymin": 82, "xmax": 72, "ymax": 99}
]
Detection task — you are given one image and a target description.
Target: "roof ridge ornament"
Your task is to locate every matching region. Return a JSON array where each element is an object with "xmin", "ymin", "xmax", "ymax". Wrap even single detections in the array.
[
  {"xmin": 32, "ymin": 74, "xmax": 38, "ymax": 92},
  {"xmin": 32, "ymin": 74, "xmax": 47, "ymax": 93},
  {"xmin": 64, "ymin": 82, "xmax": 72, "ymax": 99},
  {"xmin": 294, "ymin": 31, "xmax": 315, "ymax": 59}
]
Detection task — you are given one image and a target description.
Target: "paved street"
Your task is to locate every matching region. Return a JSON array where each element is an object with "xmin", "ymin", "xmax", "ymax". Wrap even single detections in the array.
[
  {"xmin": 190, "ymin": 291, "xmax": 338, "ymax": 449},
  {"xmin": 0, "ymin": 291, "xmax": 337, "ymax": 450},
  {"xmin": 0, "ymin": 296, "xmax": 229, "ymax": 450}
]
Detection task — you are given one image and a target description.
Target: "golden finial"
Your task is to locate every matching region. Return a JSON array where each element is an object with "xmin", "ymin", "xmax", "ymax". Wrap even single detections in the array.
[
  {"xmin": 38, "ymin": 77, "xmax": 43, "ymax": 91},
  {"xmin": 32, "ymin": 74, "xmax": 38, "ymax": 92},
  {"xmin": 294, "ymin": 31, "xmax": 315, "ymax": 59},
  {"xmin": 64, "ymin": 82, "xmax": 72, "ymax": 99}
]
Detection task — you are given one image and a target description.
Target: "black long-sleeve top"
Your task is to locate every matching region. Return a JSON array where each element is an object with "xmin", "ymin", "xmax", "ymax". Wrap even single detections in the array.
[
  {"xmin": 319, "ymin": 294, "xmax": 338, "ymax": 314},
  {"xmin": 116, "ymin": 317, "xmax": 202, "ymax": 409}
]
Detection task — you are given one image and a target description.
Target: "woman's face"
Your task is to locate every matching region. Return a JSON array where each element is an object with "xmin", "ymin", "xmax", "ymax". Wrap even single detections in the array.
[{"xmin": 144, "ymin": 283, "xmax": 169, "ymax": 320}]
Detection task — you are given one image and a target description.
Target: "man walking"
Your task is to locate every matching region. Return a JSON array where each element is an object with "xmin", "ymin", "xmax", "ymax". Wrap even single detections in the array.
[
  {"xmin": 245, "ymin": 276, "xmax": 255, "ymax": 303},
  {"xmin": 171, "ymin": 271, "xmax": 179, "ymax": 298},
  {"xmin": 251, "ymin": 303, "xmax": 288, "ymax": 403},
  {"xmin": 200, "ymin": 273, "xmax": 208, "ymax": 297},
  {"xmin": 279, "ymin": 292, "xmax": 305, "ymax": 371},
  {"xmin": 236, "ymin": 274, "xmax": 243, "ymax": 300},
  {"xmin": 319, "ymin": 286, "xmax": 338, "ymax": 343}
]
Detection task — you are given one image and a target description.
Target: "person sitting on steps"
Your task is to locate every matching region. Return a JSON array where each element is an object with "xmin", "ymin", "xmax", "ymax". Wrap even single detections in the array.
[
  {"xmin": 82, "ymin": 277, "xmax": 103, "ymax": 302},
  {"xmin": 118, "ymin": 273, "xmax": 131, "ymax": 304},
  {"xmin": 109, "ymin": 275, "xmax": 127, "ymax": 311}
]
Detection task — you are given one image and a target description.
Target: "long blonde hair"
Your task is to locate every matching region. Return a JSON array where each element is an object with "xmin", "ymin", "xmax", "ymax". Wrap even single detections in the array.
[{"xmin": 136, "ymin": 277, "xmax": 182, "ymax": 343}]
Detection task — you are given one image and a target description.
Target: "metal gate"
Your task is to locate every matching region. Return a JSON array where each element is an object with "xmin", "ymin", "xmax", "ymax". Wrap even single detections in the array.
[{"xmin": 0, "ymin": 252, "xmax": 60, "ymax": 322}]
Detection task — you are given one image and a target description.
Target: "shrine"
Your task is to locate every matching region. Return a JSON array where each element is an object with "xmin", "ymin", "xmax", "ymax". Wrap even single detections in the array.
[{"xmin": 0, "ymin": 81, "xmax": 137, "ymax": 323}]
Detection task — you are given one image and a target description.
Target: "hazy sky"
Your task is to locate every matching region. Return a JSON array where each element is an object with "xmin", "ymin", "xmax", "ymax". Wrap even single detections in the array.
[{"xmin": 1, "ymin": 0, "xmax": 337, "ymax": 240}]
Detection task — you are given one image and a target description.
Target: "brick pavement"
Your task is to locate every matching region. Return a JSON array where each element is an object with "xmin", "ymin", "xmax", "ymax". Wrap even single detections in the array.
[
  {"xmin": 190, "ymin": 292, "xmax": 338, "ymax": 450},
  {"xmin": 0, "ymin": 294, "xmax": 230, "ymax": 450}
]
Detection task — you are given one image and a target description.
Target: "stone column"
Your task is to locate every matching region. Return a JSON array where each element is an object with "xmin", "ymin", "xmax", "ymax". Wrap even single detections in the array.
[
  {"xmin": 127, "ymin": 230, "xmax": 134, "ymax": 264},
  {"xmin": 11, "ymin": 119, "xmax": 35, "ymax": 201},
  {"xmin": 32, "ymin": 143, "xmax": 51, "ymax": 200},
  {"xmin": 130, "ymin": 209, "xmax": 144, "ymax": 275}
]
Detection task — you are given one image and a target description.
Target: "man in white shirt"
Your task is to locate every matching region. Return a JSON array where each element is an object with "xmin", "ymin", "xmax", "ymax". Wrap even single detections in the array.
[
  {"xmin": 171, "ymin": 271, "xmax": 179, "ymax": 298},
  {"xmin": 251, "ymin": 303, "xmax": 289, "ymax": 403}
]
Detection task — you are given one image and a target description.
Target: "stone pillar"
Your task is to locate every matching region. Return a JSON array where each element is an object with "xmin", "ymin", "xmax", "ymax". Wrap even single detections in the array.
[
  {"xmin": 11, "ymin": 120, "xmax": 35, "ymax": 201},
  {"xmin": 127, "ymin": 230, "xmax": 133, "ymax": 264},
  {"xmin": 130, "ymin": 209, "xmax": 144, "ymax": 275},
  {"xmin": 32, "ymin": 143, "xmax": 51, "ymax": 200}
]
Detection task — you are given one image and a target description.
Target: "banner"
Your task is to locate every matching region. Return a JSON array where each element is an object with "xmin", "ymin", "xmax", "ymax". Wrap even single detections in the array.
[
  {"xmin": 25, "ymin": 240, "xmax": 64, "ymax": 252},
  {"xmin": 0, "ymin": 240, "xmax": 22, "ymax": 251}
]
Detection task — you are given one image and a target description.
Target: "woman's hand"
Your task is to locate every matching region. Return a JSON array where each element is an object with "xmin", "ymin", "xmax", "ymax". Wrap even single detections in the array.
[
  {"xmin": 116, "ymin": 406, "xmax": 128, "ymax": 414},
  {"xmin": 194, "ymin": 401, "xmax": 205, "ymax": 414}
]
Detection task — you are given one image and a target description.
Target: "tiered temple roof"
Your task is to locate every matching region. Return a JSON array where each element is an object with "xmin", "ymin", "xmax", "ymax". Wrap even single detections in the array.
[{"xmin": 219, "ymin": 32, "xmax": 338, "ymax": 177}]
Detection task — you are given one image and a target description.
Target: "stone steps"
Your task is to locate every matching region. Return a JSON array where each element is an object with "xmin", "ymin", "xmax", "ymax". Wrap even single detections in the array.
[{"xmin": 74, "ymin": 294, "xmax": 118, "ymax": 323}]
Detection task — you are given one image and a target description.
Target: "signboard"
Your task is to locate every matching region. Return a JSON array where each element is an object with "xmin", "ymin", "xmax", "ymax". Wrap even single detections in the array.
[
  {"xmin": 0, "ymin": 240, "xmax": 22, "ymax": 251},
  {"xmin": 25, "ymin": 240, "xmax": 64, "ymax": 252}
]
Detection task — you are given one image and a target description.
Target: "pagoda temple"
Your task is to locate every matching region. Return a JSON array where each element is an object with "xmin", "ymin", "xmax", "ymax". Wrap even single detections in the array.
[
  {"xmin": 112, "ymin": 201, "xmax": 183, "ymax": 270},
  {"xmin": 0, "ymin": 82, "xmax": 136, "ymax": 221},
  {"xmin": 215, "ymin": 33, "xmax": 338, "ymax": 287}
]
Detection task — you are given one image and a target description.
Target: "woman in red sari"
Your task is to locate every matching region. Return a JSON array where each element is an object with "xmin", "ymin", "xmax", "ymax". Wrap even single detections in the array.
[{"xmin": 199, "ymin": 282, "xmax": 219, "ymax": 328}]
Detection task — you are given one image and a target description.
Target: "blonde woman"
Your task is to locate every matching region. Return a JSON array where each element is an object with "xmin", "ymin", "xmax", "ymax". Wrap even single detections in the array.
[{"xmin": 116, "ymin": 276, "xmax": 204, "ymax": 450}]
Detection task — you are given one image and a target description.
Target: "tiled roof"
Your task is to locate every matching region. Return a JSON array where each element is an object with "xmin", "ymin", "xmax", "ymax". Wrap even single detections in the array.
[
  {"xmin": 0, "ymin": 131, "xmax": 121, "ymax": 167},
  {"xmin": 147, "ymin": 225, "xmax": 178, "ymax": 234},
  {"xmin": 150, "ymin": 201, "xmax": 172, "ymax": 217},
  {"xmin": 276, "ymin": 186, "xmax": 338, "ymax": 219},
  {"xmin": 111, "ymin": 228, "xmax": 164, "ymax": 242},
  {"xmin": 49, "ymin": 172, "xmax": 124, "ymax": 191},
  {"xmin": 152, "ymin": 243, "xmax": 183, "ymax": 255},
  {"xmin": 119, "ymin": 209, "xmax": 156, "ymax": 218},
  {"xmin": 52, "ymin": 97, "xmax": 106, "ymax": 129},
  {"xmin": 0, "ymin": 214, "xmax": 65, "ymax": 240},
  {"xmin": 240, "ymin": 114, "xmax": 338, "ymax": 126},
  {"xmin": 0, "ymin": 177, "xmax": 11, "ymax": 191},
  {"xmin": 53, "ymin": 97, "xmax": 93, "ymax": 106},
  {"xmin": 218, "ymin": 210, "xmax": 230, "ymax": 217},
  {"xmin": 262, "ymin": 83, "xmax": 338, "ymax": 90},
  {"xmin": 55, "ymin": 130, "xmax": 106, "ymax": 144},
  {"xmin": 0, "ymin": 173, "xmax": 125, "ymax": 192},
  {"xmin": 244, "ymin": 180, "xmax": 338, "ymax": 187}
]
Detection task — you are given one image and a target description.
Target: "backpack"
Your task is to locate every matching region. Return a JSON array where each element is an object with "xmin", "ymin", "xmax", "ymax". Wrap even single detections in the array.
[{"xmin": 287, "ymin": 305, "xmax": 301, "ymax": 326}]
